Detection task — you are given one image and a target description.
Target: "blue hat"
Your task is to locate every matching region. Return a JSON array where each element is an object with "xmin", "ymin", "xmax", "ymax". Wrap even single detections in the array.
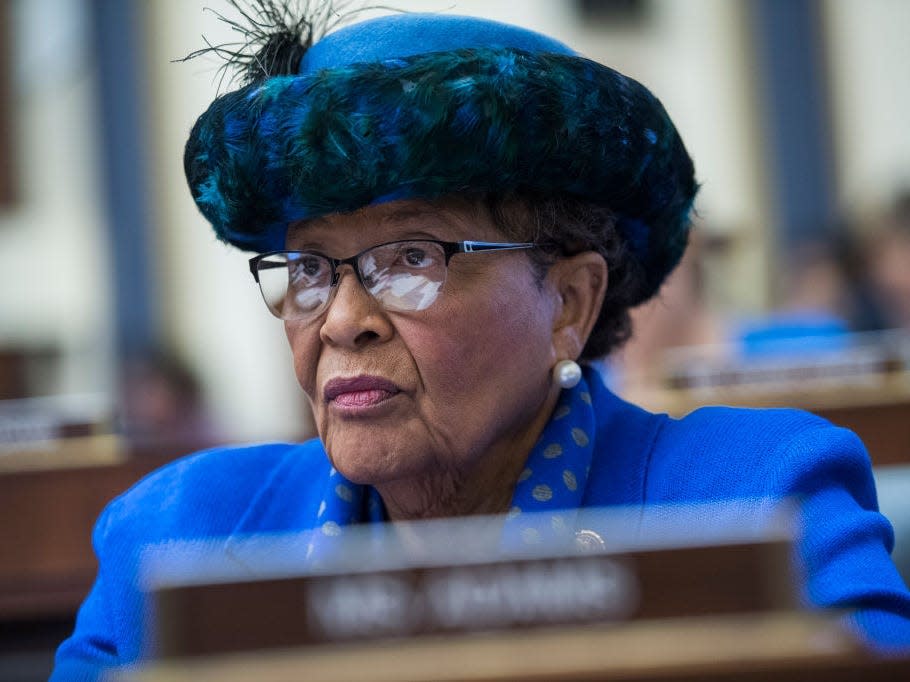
[{"xmin": 184, "ymin": 9, "xmax": 698, "ymax": 304}]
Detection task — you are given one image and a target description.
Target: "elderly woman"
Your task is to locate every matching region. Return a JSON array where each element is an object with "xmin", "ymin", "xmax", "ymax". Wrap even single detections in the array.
[{"xmin": 53, "ymin": 6, "xmax": 910, "ymax": 679}]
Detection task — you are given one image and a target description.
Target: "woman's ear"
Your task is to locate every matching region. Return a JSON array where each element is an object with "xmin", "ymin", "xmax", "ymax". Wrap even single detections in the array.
[{"xmin": 548, "ymin": 252, "xmax": 608, "ymax": 360}]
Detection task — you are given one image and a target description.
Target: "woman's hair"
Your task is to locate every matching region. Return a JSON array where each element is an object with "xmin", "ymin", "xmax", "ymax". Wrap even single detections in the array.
[{"xmin": 483, "ymin": 193, "xmax": 649, "ymax": 360}]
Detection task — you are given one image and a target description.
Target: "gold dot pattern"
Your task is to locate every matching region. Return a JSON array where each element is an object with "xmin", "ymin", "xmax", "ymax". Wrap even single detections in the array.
[
  {"xmin": 532, "ymin": 484, "xmax": 553, "ymax": 502},
  {"xmin": 321, "ymin": 521, "xmax": 341, "ymax": 536},
  {"xmin": 503, "ymin": 374, "xmax": 595, "ymax": 552},
  {"xmin": 571, "ymin": 427, "xmax": 589, "ymax": 447},
  {"xmin": 307, "ymin": 458, "xmax": 380, "ymax": 567},
  {"xmin": 335, "ymin": 483, "xmax": 353, "ymax": 503}
]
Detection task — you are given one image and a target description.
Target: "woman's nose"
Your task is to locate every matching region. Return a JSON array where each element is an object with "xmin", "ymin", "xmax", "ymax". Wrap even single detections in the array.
[{"xmin": 319, "ymin": 268, "xmax": 394, "ymax": 348}]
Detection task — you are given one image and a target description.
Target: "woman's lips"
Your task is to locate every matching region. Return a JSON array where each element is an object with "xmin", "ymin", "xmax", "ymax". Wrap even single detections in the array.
[
  {"xmin": 323, "ymin": 376, "xmax": 401, "ymax": 409},
  {"xmin": 332, "ymin": 389, "xmax": 393, "ymax": 408}
]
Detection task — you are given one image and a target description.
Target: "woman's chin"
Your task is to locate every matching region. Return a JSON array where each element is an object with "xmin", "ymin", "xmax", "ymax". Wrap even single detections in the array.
[
  {"xmin": 325, "ymin": 437, "xmax": 426, "ymax": 487},
  {"xmin": 331, "ymin": 458, "xmax": 419, "ymax": 488}
]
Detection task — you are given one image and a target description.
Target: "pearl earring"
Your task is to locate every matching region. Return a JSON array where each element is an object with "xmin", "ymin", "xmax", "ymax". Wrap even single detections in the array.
[{"xmin": 553, "ymin": 359, "xmax": 582, "ymax": 389}]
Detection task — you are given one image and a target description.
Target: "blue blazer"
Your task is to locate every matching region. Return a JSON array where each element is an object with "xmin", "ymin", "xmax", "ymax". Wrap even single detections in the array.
[{"xmin": 52, "ymin": 373, "xmax": 910, "ymax": 679}]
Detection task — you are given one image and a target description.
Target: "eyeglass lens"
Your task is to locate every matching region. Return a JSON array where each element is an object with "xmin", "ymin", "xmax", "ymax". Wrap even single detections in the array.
[{"xmin": 255, "ymin": 241, "xmax": 449, "ymax": 320}]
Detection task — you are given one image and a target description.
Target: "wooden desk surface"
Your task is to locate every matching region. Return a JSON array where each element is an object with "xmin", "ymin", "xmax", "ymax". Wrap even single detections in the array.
[
  {"xmin": 113, "ymin": 612, "xmax": 910, "ymax": 682},
  {"xmin": 0, "ymin": 440, "xmax": 183, "ymax": 620}
]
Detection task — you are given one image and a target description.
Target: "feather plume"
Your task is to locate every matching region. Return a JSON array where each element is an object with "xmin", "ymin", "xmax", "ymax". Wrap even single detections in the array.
[{"xmin": 176, "ymin": 1, "xmax": 398, "ymax": 88}]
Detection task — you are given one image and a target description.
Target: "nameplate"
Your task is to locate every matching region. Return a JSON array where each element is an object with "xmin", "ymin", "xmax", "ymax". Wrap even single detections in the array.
[{"xmin": 153, "ymin": 538, "xmax": 793, "ymax": 659}]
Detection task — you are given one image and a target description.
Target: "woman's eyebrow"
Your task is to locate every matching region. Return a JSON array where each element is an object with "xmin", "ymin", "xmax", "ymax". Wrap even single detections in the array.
[
  {"xmin": 379, "ymin": 206, "xmax": 439, "ymax": 224},
  {"xmin": 380, "ymin": 209, "xmax": 470, "ymax": 237}
]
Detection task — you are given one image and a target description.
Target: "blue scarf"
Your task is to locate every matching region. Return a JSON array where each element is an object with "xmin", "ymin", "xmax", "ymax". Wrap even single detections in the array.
[{"xmin": 307, "ymin": 375, "xmax": 596, "ymax": 560}]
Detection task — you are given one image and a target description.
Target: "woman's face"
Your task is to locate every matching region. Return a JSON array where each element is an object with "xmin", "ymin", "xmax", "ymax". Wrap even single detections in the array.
[{"xmin": 283, "ymin": 198, "xmax": 562, "ymax": 494}]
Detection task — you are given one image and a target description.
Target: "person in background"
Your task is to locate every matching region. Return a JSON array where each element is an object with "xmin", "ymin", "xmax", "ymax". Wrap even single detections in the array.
[
  {"xmin": 779, "ymin": 228, "xmax": 887, "ymax": 334},
  {"xmin": 118, "ymin": 350, "xmax": 222, "ymax": 454},
  {"xmin": 52, "ymin": 4, "xmax": 910, "ymax": 679},
  {"xmin": 866, "ymin": 192, "xmax": 910, "ymax": 331},
  {"xmin": 612, "ymin": 231, "xmax": 727, "ymax": 392}
]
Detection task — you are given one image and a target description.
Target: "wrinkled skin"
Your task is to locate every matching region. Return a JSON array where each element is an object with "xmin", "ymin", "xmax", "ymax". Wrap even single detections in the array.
[{"xmin": 284, "ymin": 198, "xmax": 607, "ymax": 520}]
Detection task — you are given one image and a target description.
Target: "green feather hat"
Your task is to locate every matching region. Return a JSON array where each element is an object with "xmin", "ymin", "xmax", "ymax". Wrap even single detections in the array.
[{"xmin": 184, "ymin": 6, "xmax": 698, "ymax": 305}]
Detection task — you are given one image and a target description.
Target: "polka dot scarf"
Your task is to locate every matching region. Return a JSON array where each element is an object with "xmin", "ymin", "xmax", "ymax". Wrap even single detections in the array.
[
  {"xmin": 308, "ymin": 375, "xmax": 595, "ymax": 559},
  {"xmin": 500, "ymin": 374, "xmax": 595, "ymax": 551}
]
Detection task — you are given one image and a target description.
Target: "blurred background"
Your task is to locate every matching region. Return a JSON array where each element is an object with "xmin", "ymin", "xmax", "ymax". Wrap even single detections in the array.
[{"xmin": 0, "ymin": 0, "xmax": 909, "ymax": 679}]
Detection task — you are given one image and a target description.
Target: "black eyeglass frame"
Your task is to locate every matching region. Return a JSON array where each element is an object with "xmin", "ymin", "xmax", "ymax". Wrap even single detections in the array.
[
  {"xmin": 248, "ymin": 239, "xmax": 538, "ymax": 287},
  {"xmin": 248, "ymin": 239, "xmax": 541, "ymax": 318}
]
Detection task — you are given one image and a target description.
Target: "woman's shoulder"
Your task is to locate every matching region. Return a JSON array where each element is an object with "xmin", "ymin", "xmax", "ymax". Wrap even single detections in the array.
[
  {"xmin": 647, "ymin": 404, "xmax": 873, "ymax": 501},
  {"xmin": 666, "ymin": 402, "xmax": 837, "ymax": 444},
  {"xmin": 585, "ymin": 369, "xmax": 870, "ymax": 502},
  {"xmin": 101, "ymin": 439, "xmax": 329, "ymax": 542},
  {"xmin": 586, "ymin": 368, "xmax": 852, "ymax": 465}
]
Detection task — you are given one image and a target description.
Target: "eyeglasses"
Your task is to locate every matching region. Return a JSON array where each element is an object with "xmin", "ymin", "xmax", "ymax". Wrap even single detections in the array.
[{"xmin": 249, "ymin": 239, "xmax": 537, "ymax": 320}]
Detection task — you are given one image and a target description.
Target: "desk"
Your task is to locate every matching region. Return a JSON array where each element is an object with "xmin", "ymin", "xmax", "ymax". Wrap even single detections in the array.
[
  {"xmin": 0, "ymin": 439, "xmax": 203, "ymax": 681},
  {"xmin": 0, "ymin": 440, "xmax": 179, "ymax": 620},
  {"xmin": 114, "ymin": 613, "xmax": 910, "ymax": 682},
  {"xmin": 124, "ymin": 519, "xmax": 907, "ymax": 682}
]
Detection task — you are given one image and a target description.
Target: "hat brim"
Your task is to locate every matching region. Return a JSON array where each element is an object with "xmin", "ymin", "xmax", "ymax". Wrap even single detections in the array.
[{"xmin": 184, "ymin": 47, "xmax": 696, "ymax": 303}]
